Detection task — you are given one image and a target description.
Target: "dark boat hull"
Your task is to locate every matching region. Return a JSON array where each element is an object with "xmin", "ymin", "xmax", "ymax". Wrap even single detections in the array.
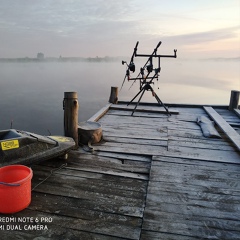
[{"xmin": 0, "ymin": 129, "xmax": 75, "ymax": 166}]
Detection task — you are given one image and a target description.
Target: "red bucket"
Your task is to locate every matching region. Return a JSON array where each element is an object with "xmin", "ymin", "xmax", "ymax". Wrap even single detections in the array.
[{"xmin": 0, "ymin": 165, "xmax": 33, "ymax": 214}]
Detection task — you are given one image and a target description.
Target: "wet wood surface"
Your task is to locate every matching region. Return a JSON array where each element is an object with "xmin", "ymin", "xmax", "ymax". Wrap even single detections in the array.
[{"xmin": 1, "ymin": 102, "xmax": 239, "ymax": 239}]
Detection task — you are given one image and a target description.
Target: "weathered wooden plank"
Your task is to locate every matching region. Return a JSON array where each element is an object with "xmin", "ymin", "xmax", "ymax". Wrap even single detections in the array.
[
  {"xmin": 67, "ymin": 152, "xmax": 151, "ymax": 173},
  {"xmin": 101, "ymin": 125, "xmax": 169, "ymax": 138},
  {"xmin": 79, "ymin": 154, "xmax": 150, "ymax": 172},
  {"xmin": 102, "ymin": 126, "xmax": 168, "ymax": 139},
  {"xmin": 168, "ymin": 138, "xmax": 235, "ymax": 151},
  {"xmin": 99, "ymin": 113, "xmax": 201, "ymax": 131},
  {"xmin": 75, "ymin": 149, "xmax": 152, "ymax": 163},
  {"xmin": 92, "ymin": 141, "xmax": 167, "ymax": 157},
  {"xmin": 168, "ymin": 135, "xmax": 235, "ymax": 148},
  {"xmin": 30, "ymin": 191, "xmax": 143, "ymax": 224},
  {"xmin": 216, "ymin": 108, "xmax": 240, "ymax": 117},
  {"xmin": 110, "ymin": 104, "xmax": 179, "ymax": 114},
  {"xmin": 234, "ymin": 108, "xmax": 240, "ymax": 118},
  {"xmin": 141, "ymin": 153, "xmax": 240, "ymax": 239},
  {"xmin": 149, "ymin": 173, "xmax": 240, "ymax": 193},
  {"xmin": 66, "ymin": 152, "xmax": 150, "ymax": 174},
  {"xmin": 33, "ymin": 164, "xmax": 148, "ymax": 192},
  {"xmin": 204, "ymin": 106, "xmax": 240, "ymax": 151},
  {"xmin": 149, "ymin": 164, "xmax": 240, "ymax": 189},
  {"xmin": 215, "ymin": 112, "xmax": 240, "ymax": 126},
  {"xmin": 30, "ymin": 192, "xmax": 142, "ymax": 224},
  {"xmin": 32, "ymin": 180, "xmax": 145, "ymax": 218},
  {"xmin": 0, "ymin": 208, "xmax": 141, "ymax": 240},
  {"xmin": 160, "ymin": 146, "xmax": 240, "ymax": 164},
  {"xmin": 29, "ymin": 192, "xmax": 143, "ymax": 239},
  {"xmin": 107, "ymin": 103, "xmax": 208, "ymax": 117},
  {"xmin": 106, "ymin": 109, "xmax": 206, "ymax": 122},
  {"xmin": 167, "ymin": 128, "xmax": 207, "ymax": 139},
  {"xmin": 117, "ymin": 102, "xmax": 209, "ymax": 114},
  {"xmin": 32, "ymin": 164, "xmax": 147, "ymax": 193},
  {"xmin": 152, "ymin": 155, "xmax": 240, "ymax": 172},
  {"xmin": 148, "ymin": 182, "xmax": 240, "ymax": 203},
  {"xmin": 32, "ymin": 168, "xmax": 148, "ymax": 195},
  {"xmin": 0, "ymin": 224, "xmax": 125, "ymax": 240},
  {"xmin": 87, "ymin": 103, "xmax": 112, "ymax": 122},
  {"xmin": 143, "ymin": 208, "xmax": 240, "ymax": 231},
  {"xmin": 64, "ymin": 165, "xmax": 148, "ymax": 180},
  {"xmin": 141, "ymin": 230, "xmax": 199, "ymax": 240},
  {"xmin": 106, "ymin": 109, "xmax": 171, "ymax": 119},
  {"xmin": 102, "ymin": 135, "xmax": 167, "ymax": 147},
  {"xmin": 142, "ymin": 209, "xmax": 240, "ymax": 239},
  {"xmin": 117, "ymin": 101, "xmax": 227, "ymax": 110}
]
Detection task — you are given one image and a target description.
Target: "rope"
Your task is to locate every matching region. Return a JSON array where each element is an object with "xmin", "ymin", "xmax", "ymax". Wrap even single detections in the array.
[{"xmin": 32, "ymin": 163, "xmax": 67, "ymax": 191}]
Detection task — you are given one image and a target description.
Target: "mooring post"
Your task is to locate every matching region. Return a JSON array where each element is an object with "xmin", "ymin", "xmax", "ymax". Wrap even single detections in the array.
[
  {"xmin": 63, "ymin": 92, "xmax": 79, "ymax": 148},
  {"xmin": 229, "ymin": 90, "xmax": 240, "ymax": 111},
  {"xmin": 109, "ymin": 86, "xmax": 118, "ymax": 104}
]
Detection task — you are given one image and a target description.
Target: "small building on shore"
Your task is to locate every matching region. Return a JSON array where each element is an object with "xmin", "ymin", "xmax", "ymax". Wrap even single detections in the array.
[{"xmin": 37, "ymin": 52, "xmax": 44, "ymax": 60}]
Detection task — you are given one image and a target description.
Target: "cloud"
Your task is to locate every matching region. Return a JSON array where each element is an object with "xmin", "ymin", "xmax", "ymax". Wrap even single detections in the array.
[
  {"xmin": 173, "ymin": 26, "xmax": 239, "ymax": 44},
  {"xmin": 0, "ymin": 0, "xmax": 239, "ymax": 58},
  {"xmin": 144, "ymin": 26, "xmax": 240, "ymax": 58}
]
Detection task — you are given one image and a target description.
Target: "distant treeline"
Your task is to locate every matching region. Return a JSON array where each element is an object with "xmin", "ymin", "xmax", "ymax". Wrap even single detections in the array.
[
  {"xmin": 0, "ymin": 56, "xmax": 125, "ymax": 63},
  {"xmin": 1, "ymin": 56, "xmax": 239, "ymax": 63}
]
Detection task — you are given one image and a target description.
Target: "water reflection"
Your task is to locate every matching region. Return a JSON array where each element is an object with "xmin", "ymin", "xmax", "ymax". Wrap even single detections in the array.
[{"xmin": 0, "ymin": 59, "xmax": 239, "ymax": 135}]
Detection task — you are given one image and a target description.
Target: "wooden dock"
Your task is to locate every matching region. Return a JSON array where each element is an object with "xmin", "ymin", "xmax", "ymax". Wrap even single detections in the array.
[{"xmin": 1, "ymin": 101, "xmax": 240, "ymax": 240}]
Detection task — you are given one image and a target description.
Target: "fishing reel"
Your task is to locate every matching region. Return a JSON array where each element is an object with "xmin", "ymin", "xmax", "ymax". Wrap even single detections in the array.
[
  {"xmin": 122, "ymin": 61, "xmax": 135, "ymax": 80},
  {"xmin": 122, "ymin": 61, "xmax": 135, "ymax": 73},
  {"xmin": 121, "ymin": 41, "xmax": 177, "ymax": 116},
  {"xmin": 139, "ymin": 67, "xmax": 161, "ymax": 90},
  {"xmin": 146, "ymin": 57, "xmax": 153, "ymax": 73},
  {"xmin": 120, "ymin": 42, "xmax": 139, "ymax": 89}
]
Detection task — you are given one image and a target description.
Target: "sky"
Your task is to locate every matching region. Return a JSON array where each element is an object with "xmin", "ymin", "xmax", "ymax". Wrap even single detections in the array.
[{"xmin": 0, "ymin": 0, "xmax": 239, "ymax": 59}]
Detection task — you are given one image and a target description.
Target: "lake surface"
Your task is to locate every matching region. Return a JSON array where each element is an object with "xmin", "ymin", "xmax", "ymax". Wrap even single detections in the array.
[{"xmin": 0, "ymin": 59, "xmax": 239, "ymax": 135}]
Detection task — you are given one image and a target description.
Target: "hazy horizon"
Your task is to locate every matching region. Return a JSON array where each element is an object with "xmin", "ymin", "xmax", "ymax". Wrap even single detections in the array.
[{"xmin": 1, "ymin": 55, "xmax": 240, "ymax": 60}]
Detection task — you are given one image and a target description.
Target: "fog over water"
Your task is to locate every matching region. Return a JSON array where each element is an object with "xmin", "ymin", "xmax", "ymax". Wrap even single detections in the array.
[{"xmin": 0, "ymin": 59, "xmax": 239, "ymax": 135}]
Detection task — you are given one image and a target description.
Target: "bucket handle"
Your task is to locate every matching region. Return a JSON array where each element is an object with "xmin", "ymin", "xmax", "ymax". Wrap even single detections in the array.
[{"xmin": 0, "ymin": 182, "xmax": 20, "ymax": 187}]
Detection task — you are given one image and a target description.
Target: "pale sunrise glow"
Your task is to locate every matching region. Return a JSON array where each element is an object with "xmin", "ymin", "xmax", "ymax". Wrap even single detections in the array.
[{"xmin": 0, "ymin": 0, "xmax": 239, "ymax": 59}]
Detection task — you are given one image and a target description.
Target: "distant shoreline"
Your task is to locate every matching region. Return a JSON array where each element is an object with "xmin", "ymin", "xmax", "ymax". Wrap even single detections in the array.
[
  {"xmin": 0, "ymin": 56, "xmax": 124, "ymax": 63},
  {"xmin": 0, "ymin": 56, "xmax": 239, "ymax": 63}
]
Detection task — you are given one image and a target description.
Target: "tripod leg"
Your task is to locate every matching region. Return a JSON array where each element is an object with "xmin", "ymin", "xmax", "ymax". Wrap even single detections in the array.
[
  {"xmin": 154, "ymin": 93, "xmax": 171, "ymax": 116},
  {"xmin": 147, "ymin": 85, "xmax": 171, "ymax": 116},
  {"xmin": 132, "ymin": 88, "xmax": 146, "ymax": 116},
  {"xmin": 127, "ymin": 88, "xmax": 144, "ymax": 106}
]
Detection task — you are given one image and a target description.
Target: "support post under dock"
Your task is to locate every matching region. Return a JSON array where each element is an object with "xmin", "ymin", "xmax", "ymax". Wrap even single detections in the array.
[
  {"xmin": 229, "ymin": 90, "xmax": 239, "ymax": 111},
  {"xmin": 109, "ymin": 86, "xmax": 118, "ymax": 104},
  {"xmin": 63, "ymin": 92, "xmax": 79, "ymax": 148}
]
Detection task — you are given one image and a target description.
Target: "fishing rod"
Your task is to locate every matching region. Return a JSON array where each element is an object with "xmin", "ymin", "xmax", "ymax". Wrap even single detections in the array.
[
  {"xmin": 120, "ymin": 41, "xmax": 139, "ymax": 90},
  {"xmin": 128, "ymin": 41, "xmax": 162, "ymax": 90},
  {"xmin": 121, "ymin": 41, "xmax": 177, "ymax": 116}
]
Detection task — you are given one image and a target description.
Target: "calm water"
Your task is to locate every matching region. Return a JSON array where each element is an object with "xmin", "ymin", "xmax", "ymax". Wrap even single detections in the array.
[{"xmin": 0, "ymin": 59, "xmax": 239, "ymax": 135}]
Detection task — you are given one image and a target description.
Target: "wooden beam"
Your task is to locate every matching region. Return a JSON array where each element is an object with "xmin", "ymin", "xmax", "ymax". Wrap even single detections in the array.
[
  {"xmin": 110, "ymin": 104, "xmax": 179, "ymax": 115},
  {"xmin": 87, "ymin": 103, "xmax": 112, "ymax": 122},
  {"xmin": 204, "ymin": 106, "xmax": 240, "ymax": 151}
]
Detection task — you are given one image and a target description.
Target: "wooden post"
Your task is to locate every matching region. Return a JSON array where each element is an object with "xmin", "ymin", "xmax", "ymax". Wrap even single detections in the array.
[
  {"xmin": 109, "ymin": 86, "xmax": 118, "ymax": 104},
  {"xmin": 229, "ymin": 90, "xmax": 240, "ymax": 111},
  {"xmin": 63, "ymin": 92, "xmax": 79, "ymax": 148}
]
